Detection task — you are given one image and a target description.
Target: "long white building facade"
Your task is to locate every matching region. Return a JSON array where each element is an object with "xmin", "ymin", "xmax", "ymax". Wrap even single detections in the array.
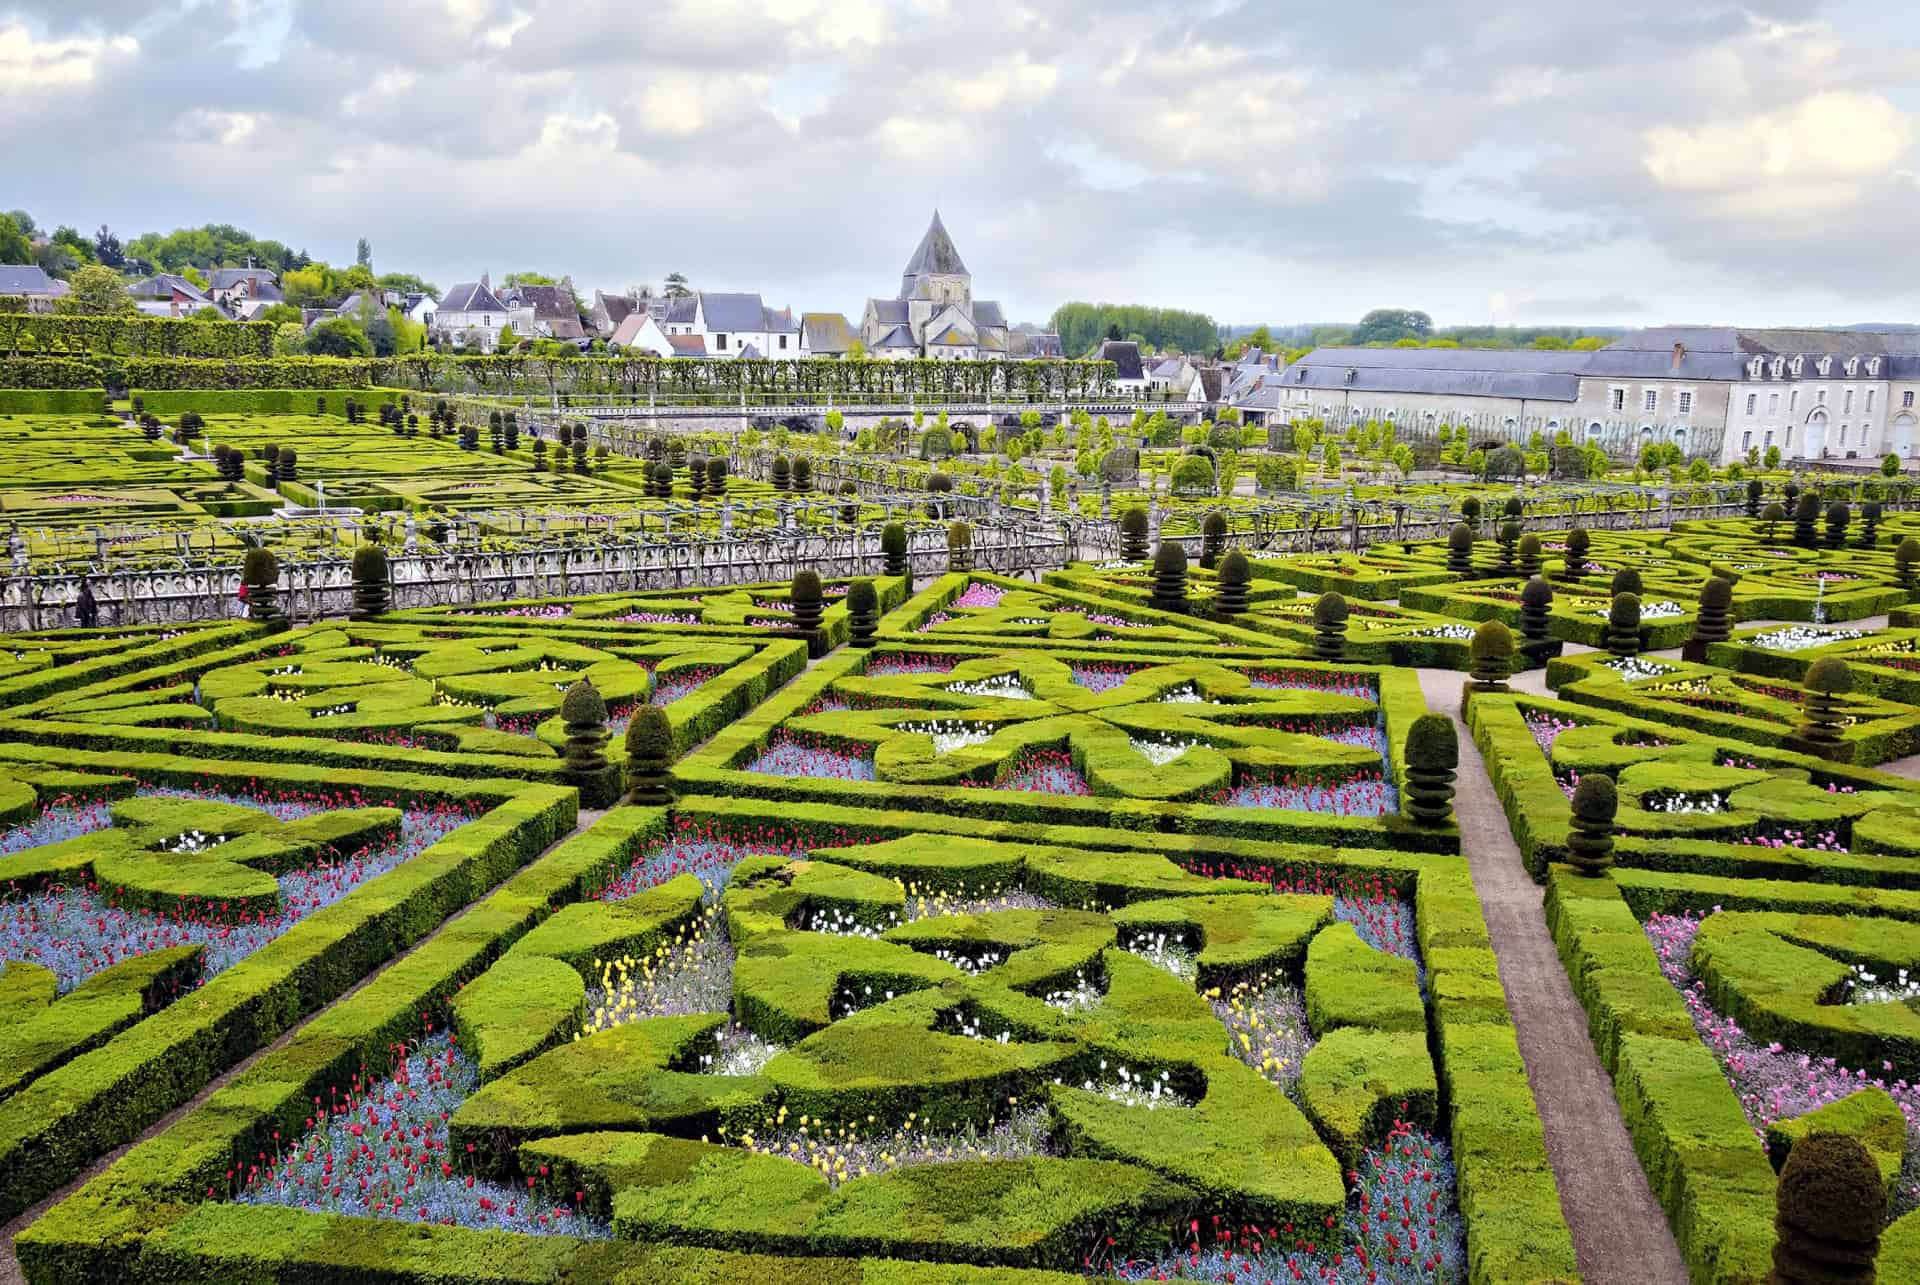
[{"xmin": 1257, "ymin": 328, "xmax": 1920, "ymax": 465}]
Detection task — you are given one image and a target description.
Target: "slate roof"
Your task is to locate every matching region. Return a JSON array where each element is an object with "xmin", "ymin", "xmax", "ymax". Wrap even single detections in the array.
[
  {"xmin": 128, "ymin": 274, "xmax": 211, "ymax": 303},
  {"xmin": 440, "ymin": 281, "xmax": 508, "ymax": 313},
  {"xmin": 736, "ymin": 342, "xmax": 763, "ymax": 359},
  {"xmin": 802, "ymin": 312, "xmax": 855, "ymax": 353},
  {"xmin": 1099, "ymin": 340, "xmax": 1145, "ymax": 381},
  {"xmin": 1286, "ymin": 348, "xmax": 1582, "ymax": 402},
  {"xmin": 596, "ymin": 292, "xmax": 636, "ymax": 328},
  {"xmin": 1198, "ymin": 368, "xmax": 1225, "ymax": 402},
  {"xmin": 0, "ymin": 265, "xmax": 61, "ymax": 295},
  {"xmin": 511, "ymin": 285, "xmax": 577, "ymax": 321},
  {"xmin": 901, "ymin": 210, "xmax": 968, "ymax": 279},
  {"xmin": 663, "ymin": 295, "xmax": 698, "ymax": 324},
  {"xmin": 1149, "ymin": 357, "xmax": 1190, "ymax": 381},
  {"xmin": 866, "ymin": 298, "xmax": 910, "ymax": 325},
  {"xmin": 698, "ymin": 292, "xmax": 769, "ymax": 333},
  {"xmin": 667, "ymin": 334, "xmax": 708, "ymax": 356},
  {"xmin": 209, "ymin": 267, "xmax": 278, "ymax": 289},
  {"xmin": 872, "ymin": 324, "xmax": 918, "ymax": 350},
  {"xmin": 764, "ymin": 305, "xmax": 800, "ymax": 334},
  {"xmin": 609, "ymin": 314, "xmax": 650, "ymax": 348},
  {"xmin": 972, "ymin": 300, "xmax": 1006, "ymax": 329}
]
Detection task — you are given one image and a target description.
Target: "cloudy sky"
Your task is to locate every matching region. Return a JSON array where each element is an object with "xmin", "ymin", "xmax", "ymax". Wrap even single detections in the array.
[{"xmin": 3, "ymin": 0, "xmax": 1917, "ymax": 330}]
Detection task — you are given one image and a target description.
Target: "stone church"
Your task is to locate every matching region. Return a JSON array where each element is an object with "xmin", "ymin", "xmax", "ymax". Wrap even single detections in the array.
[{"xmin": 859, "ymin": 211, "xmax": 1012, "ymax": 360}]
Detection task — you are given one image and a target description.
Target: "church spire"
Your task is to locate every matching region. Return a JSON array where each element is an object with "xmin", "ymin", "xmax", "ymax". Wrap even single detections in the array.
[{"xmin": 902, "ymin": 209, "xmax": 969, "ymax": 280}]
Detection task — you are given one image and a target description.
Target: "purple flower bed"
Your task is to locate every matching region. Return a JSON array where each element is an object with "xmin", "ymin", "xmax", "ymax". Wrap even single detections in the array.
[
  {"xmin": 745, "ymin": 734, "xmax": 877, "ymax": 781},
  {"xmin": 232, "ymin": 1031, "xmax": 607, "ymax": 1237},
  {"xmin": 863, "ymin": 653, "xmax": 962, "ymax": 678},
  {"xmin": 996, "ymin": 748, "xmax": 1091, "ymax": 795},
  {"xmin": 1523, "ymin": 710, "xmax": 1584, "ymax": 755},
  {"xmin": 1, "ymin": 790, "xmax": 475, "ymax": 992},
  {"xmin": 607, "ymin": 611, "xmax": 700, "ymax": 625},
  {"xmin": 477, "ymin": 604, "xmax": 570, "ymax": 619},
  {"xmin": 917, "ymin": 611, "xmax": 956, "ymax": 630},
  {"xmin": 1213, "ymin": 770, "xmax": 1398, "ymax": 818},
  {"xmin": 1646, "ymin": 909, "xmax": 1920, "ymax": 1212},
  {"xmin": 951, "ymin": 583, "xmax": 1006, "ymax": 610},
  {"xmin": 1248, "ymin": 668, "xmax": 1380, "ymax": 700},
  {"xmin": 1071, "ymin": 662, "xmax": 1143, "ymax": 694},
  {"xmin": 1104, "ymin": 1121, "xmax": 1464, "ymax": 1283}
]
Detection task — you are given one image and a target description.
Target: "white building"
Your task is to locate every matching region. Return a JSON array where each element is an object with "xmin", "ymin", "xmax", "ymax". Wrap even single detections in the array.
[
  {"xmin": 654, "ymin": 292, "xmax": 800, "ymax": 357},
  {"xmin": 431, "ymin": 276, "xmax": 533, "ymax": 353}
]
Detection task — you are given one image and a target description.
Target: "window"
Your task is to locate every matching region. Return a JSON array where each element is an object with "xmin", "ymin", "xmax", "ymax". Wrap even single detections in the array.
[
  {"xmin": 483, "ymin": 315, "xmax": 491, "ymax": 327},
  {"xmin": 1790, "ymin": 390, "xmax": 1799, "ymax": 413},
  {"xmin": 1907, "ymin": 391, "xmax": 1916, "ymax": 409},
  {"xmin": 1817, "ymin": 389, "xmax": 1827, "ymax": 405},
  {"xmin": 1745, "ymin": 393, "xmax": 1757, "ymax": 415},
  {"xmin": 1609, "ymin": 387, "xmax": 1625, "ymax": 412},
  {"xmin": 779, "ymin": 335, "xmax": 789, "ymax": 350},
  {"xmin": 1840, "ymin": 426, "xmax": 1849, "ymax": 446},
  {"xmin": 1866, "ymin": 389, "xmax": 1876, "ymax": 412},
  {"xmin": 1677, "ymin": 391, "xmax": 1693, "ymax": 416},
  {"xmin": 716, "ymin": 334, "xmax": 728, "ymax": 350},
  {"xmin": 1768, "ymin": 393, "xmax": 1780, "ymax": 415},
  {"xmin": 1743, "ymin": 430, "xmax": 1753, "ymax": 450},
  {"xmin": 1643, "ymin": 389, "xmax": 1658, "ymax": 413},
  {"xmin": 1765, "ymin": 430, "xmax": 1775, "ymax": 447},
  {"xmin": 1844, "ymin": 389, "xmax": 1854, "ymax": 413}
]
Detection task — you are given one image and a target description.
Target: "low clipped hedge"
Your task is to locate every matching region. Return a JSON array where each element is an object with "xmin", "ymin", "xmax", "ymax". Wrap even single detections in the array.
[{"xmin": 0, "ymin": 387, "xmax": 109, "ymax": 413}]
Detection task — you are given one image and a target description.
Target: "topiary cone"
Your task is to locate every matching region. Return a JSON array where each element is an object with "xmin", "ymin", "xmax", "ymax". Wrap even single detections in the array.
[
  {"xmin": 1446, "ymin": 523, "xmax": 1474, "ymax": 574},
  {"xmin": 1517, "ymin": 532, "xmax": 1543, "ymax": 579},
  {"xmin": 241, "ymin": 546, "xmax": 288, "ymax": 632},
  {"xmin": 1607, "ymin": 592, "xmax": 1643, "ymax": 658},
  {"xmin": 846, "ymin": 578, "xmax": 879, "ymax": 647},
  {"xmin": 1800, "ymin": 657, "xmax": 1854, "ymax": 744},
  {"xmin": 1311, "ymin": 591, "xmax": 1348, "ymax": 661},
  {"xmin": 623, "ymin": 704, "xmax": 676, "ymax": 805},
  {"xmin": 1404, "ymin": 713, "xmax": 1457, "ymax": 827},
  {"xmin": 1561, "ymin": 527, "xmax": 1590, "ymax": 581},
  {"xmin": 881, "ymin": 522, "xmax": 911, "ymax": 589},
  {"xmin": 1149, "ymin": 540, "xmax": 1189, "ymax": 614},
  {"xmin": 1566, "ymin": 774, "xmax": 1617, "ymax": 876},
  {"xmin": 1769, "ymin": 1132, "xmax": 1884, "ymax": 1285},
  {"xmin": 790, "ymin": 570, "xmax": 825, "ymax": 633},
  {"xmin": 349, "ymin": 544, "xmax": 390, "ymax": 620},
  {"xmin": 1692, "ymin": 576, "xmax": 1733, "ymax": 645},
  {"xmin": 1200, "ymin": 511, "xmax": 1228, "ymax": 570},
  {"xmin": 560, "ymin": 679, "xmax": 619, "ymax": 806},
  {"xmin": 1119, "ymin": 507, "xmax": 1150, "ymax": 561},
  {"xmin": 1898, "ymin": 537, "xmax": 1920, "ymax": 590},
  {"xmin": 1469, "ymin": 619, "xmax": 1514, "ymax": 691}
]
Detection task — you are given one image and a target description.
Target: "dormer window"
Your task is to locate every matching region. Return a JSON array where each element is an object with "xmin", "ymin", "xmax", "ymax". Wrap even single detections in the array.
[
  {"xmin": 1748, "ymin": 357, "xmax": 1765, "ymax": 378},
  {"xmin": 1845, "ymin": 356, "xmax": 1860, "ymax": 377},
  {"xmin": 1868, "ymin": 357, "xmax": 1883, "ymax": 376},
  {"xmin": 1817, "ymin": 355, "xmax": 1832, "ymax": 377},
  {"xmin": 1788, "ymin": 356, "xmax": 1803, "ymax": 378}
]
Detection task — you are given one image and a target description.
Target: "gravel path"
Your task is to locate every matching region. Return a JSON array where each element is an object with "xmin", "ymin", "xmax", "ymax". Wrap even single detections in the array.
[{"xmin": 1418, "ymin": 667, "xmax": 1689, "ymax": 1285}]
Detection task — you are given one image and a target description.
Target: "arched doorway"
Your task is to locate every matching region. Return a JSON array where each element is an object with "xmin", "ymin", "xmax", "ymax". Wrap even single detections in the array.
[
  {"xmin": 1895, "ymin": 413, "xmax": 1916, "ymax": 458},
  {"xmin": 1803, "ymin": 409, "xmax": 1828, "ymax": 460},
  {"xmin": 1671, "ymin": 427, "xmax": 1688, "ymax": 454}
]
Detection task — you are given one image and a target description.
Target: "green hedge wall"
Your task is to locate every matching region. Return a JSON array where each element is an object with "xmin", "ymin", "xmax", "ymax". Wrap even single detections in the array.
[{"xmin": 0, "ymin": 388, "xmax": 108, "ymax": 413}]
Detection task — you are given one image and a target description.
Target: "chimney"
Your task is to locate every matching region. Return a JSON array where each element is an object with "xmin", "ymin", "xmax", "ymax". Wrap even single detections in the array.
[
  {"xmin": 480, "ymin": 272, "xmax": 491, "ymax": 291},
  {"xmin": 1671, "ymin": 342, "xmax": 1685, "ymax": 371}
]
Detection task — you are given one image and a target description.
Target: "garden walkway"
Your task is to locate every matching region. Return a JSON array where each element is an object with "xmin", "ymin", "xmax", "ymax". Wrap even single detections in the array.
[
  {"xmin": 1416, "ymin": 667, "xmax": 1689, "ymax": 1285},
  {"xmin": 0, "ymin": 808, "xmax": 609, "ymax": 1285}
]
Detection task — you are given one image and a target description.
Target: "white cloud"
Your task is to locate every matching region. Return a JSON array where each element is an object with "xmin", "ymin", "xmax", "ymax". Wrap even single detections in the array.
[
  {"xmin": 1644, "ymin": 91, "xmax": 1913, "ymax": 193},
  {"xmin": 0, "ymin": 22, "xmax": 134, "ymax": 90}
]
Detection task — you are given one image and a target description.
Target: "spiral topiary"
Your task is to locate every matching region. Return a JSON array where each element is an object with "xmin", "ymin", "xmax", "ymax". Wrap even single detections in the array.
[
  {"xmin": 1859, "ymin": 500, "xmax": 1882, "ymax": 548},
  {"xmin": 1214, "ymin": 550, "xmax": 1250, "ymax": 616},
  {"xmin": 881, "ymin": 521, "xmax": 910, "ymax": 586},
  {"xmin": 1519, "ymin": 576, "xmax": 1554, "ymax": 646},
  {"xmin": 846, "ymin": 578, "xmax": 879, "ymax": 647},
  {"xmin": 1517, "ymin": 531, "xmax": 1543, "ymax": 579},
  {"xmin": 1503, "ymin": 495, "xmax": 1524, "ymax": 519},
  {"xmin": 1404, "ymin": 713, "xmax": 1458, "ymax": 827},
  {"xmin": 946, "ymin": 521, "xmax": 973, "ymax": 574},
  {"xmin": 1469, "ymin": 619, "xmax": 1513, "ymax": 691},
  {"xmin": 1495, "ymin": 520, "xmax": 1521, "ymax": 575},
  {"xmin": 241, "ymin": 546, "xmax": 287, "ymax": 631},
  {"xmin": 650, "ymin": 462, "xmax": 674, "ymax": 499},
  {"xmin": 560, "ymin": 678, "xmax": 618, "ymax": 806},
  {"xmin": 1692, "ymin": 576, "xmax": 1733, "ymax": 646},
  {"xmin": 623, "ymin": 704, "xmax": 675, "ymax": 806},
  {"xmin": 1446, "ymin": 523, "xmax": 1474, "ymax": 574},
  {"xmin": 1149, "ymin": 540, "xmax": 1189, "ymax": 613},
  {"xmin": 1762, "ymin": 501, "xmax": 1788, "ymax": 542},
  {"xmin": 1311, "ymin": 591, "xmax": 1348, "ymax": 661},
  {"xmin": 1801, "ymin": 657, "xmax": 1854, "ymax": 744},
  {"xmin": 1562, "ymin": 526, "xmax": 1590, "ymax": 580},
  {"xmin": 1200, "ymin": 511, "xmax": 1228, "ymax": 570},
  {"xmin": 1606, "ymin": 592, "xmax": 1643, "ymax": 658},
  {"xmin": 1611, "ymin": 566, "xmax": 1643, "ymax": 598},
  {"xmin": 349, "ymin": 544, "xmax": 390, "ymax": 620},
  {"xmin": 1119, "ymin": 507, "xmax": 1150, "ymax": 561},
  {"xmin": 1567, "ymin": 774, "xmax": 1617, "ymax": 876},
  {"xmin": 706, "ymin": 456, "xmax": 727, "ymax": 497},
  {"xmin": 792, "ymin": 456, "xmax": 814, "ymax": 494},
  {"xmin": 1793, "ymin": 492, "xmax": 1820, "ymax": 547},
  {"xmin": 1769, "ymin": 1132, "xmax": 1884, "ymax": 1285},
  {"xmin": 1745, "ymin": 477, "xmax": 1764, "ymax": 518},
  {"xmin": 1898, "ymin": 537, "xmax": 1920, "ymax": 590},
  {"xmin": 790, "ymin": 570, "xmax": 825, "ymax": 634},
  {"xmin": 1825, "ymin": 501, "xmax": 1851, "ymax": 548},
  {"xmin": 771, "ymin": 455, "xmax": 792, "ymax": 491}
]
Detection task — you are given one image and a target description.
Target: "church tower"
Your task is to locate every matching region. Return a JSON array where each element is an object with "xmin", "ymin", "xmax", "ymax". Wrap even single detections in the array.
[{"xmin": 898, "ymin": 210, "xmax": 972, "ymax": 309}]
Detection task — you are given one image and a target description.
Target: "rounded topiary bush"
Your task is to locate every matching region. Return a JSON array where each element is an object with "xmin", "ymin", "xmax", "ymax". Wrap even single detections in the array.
[
  {"xmin": 1898, "ymin": 536, "xmax": 1920, "ymax": 589},
  {"xmin": 792, "ymin": 456, "xmax": 814, "ymax": 494},
  {"xmin": 1561, "ymin": 526, "xmax": 1591, "ymax": 580},
  {"xmin": 1793, "ymin": 492, "xmax": 1821, "ymax": 547},
  {"xmin": 1692, "ymin": 576, "xmax": 1733, "ymax": 646},
  {"xmin": 1517, "ymin": 532, "xmax": 1543, "ymax": 579},
  {"xmin": 1404, "ymin": 713, "xmax": 1457, "ymax": 826},
  {"xmin": 1469, "ymin": 619, "xmax": 1513, "ymax": 690},
  {"xmin": 881, "ymin": 522, "xmax": 910, "ymax": 583},
  {"xmin": 1149, "ymin": 540, "xmax": 1189, "ymax": 613},
  {"xmin": 1859, "ymin": 500, "xmax": 1883, "ymax": 548},
  {"xmin": 1825, "ymin": 501, "xmax": 1850, "ymax": 548},
  {"xmin": 706, "ymin": 456, "xmax": 728, "ymax": 496},
  {"xmin": 1200, "ymin": 511, "xmax": 1228, "ymax": 570},
  {"xmin": 790, "ymin": 570, "xmax": 825, "ymax": 633},
  {"xmin": 1519, "ymin": 575, "xmax": 1554, "ymax": 643},
  {"xmin": 560, "ymin": 678, "xmax": 619, "ymax": 806},
  {"xmin": 1119, "ymin": 506, "xmax": 1150, "ymax": 561},
  {"xmin": 350, "ymin": 544, "xmax": 390, "ymax": 620},
  {"xmin": 241, "ymin": 547, "xmax": 287, "ymax": 631},
  {"xmin": 1214, "ymin": 550, "xmax": 1250, "ymax": 616},
  {"xmin": 1567, "ymin": 774, "xmax": 1617, "ymax": 876},
  {"xmin": 623, "ymin": 705, "xmax": 675, "ymax": 805},
  {"xmin": 1801, "ymin": 657, "xmax": 1854, "ymax": 745},
  {"xmin": 1311, "ymin": 591, "xmax": 1349, "ymax": 661},
  {"xmin": 1771, "ymin": 1132, "xmax": 1884, "ymax": 1285},
  {"xmin": 1611, "ymin": 567, "xmax": 1643, "ymax": 598},
  {"xmin": 946, "ymin": 521, "xmax": 973, "ymax": 574},
  {"xmin": 846, "ymin": 577, "xmax": 879, "ymax": 647},
  {"xmin": 771, "ymin": 455, "xmax": 792, "ymax": 491}
]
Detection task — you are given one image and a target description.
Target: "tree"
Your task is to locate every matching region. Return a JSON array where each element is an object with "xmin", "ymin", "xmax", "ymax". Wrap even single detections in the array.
[
  {"xmin": 92, "ymin": 225, "xmax": 124, "ymax": 269},
  {"xmin": 55, "ymin": 265, "xmax": 134, "ymax": 315},
  {"xmin": 1350, "ymin": 308, "xmax": 1433, "ymax": 345},
  {"xmin": 663, "ymin": 272, "xmax": 691, "ymax": 298},
  {"xmin": 356, "ymin": 237, "xmax": 372, "ymax": 269},
  {"xmin": 4, "ymin": 209, "xmax": 36, "ymax": 238},
  {"xmin": 362, "ymin": 310, "xmax": 398, "ymax": 356},
  {"xmin": 0, "ymin": 215, "xmax": 32, "ymax": 265},
  {"xmin": 304, "ymin": 317, "xmax": 373, "ymax": 357},
  {"xmin": 376, "ymin": 273, "xmax": 439, "ymax": 300}
]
